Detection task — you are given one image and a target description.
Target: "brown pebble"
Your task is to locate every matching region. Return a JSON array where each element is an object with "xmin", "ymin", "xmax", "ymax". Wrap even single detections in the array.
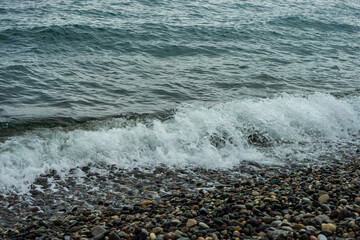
[
  {"xmin": 186, "ymin": 219, "xmax": 197, "ymax": 228},
  {"xmin": 141, "ymin": 199, "xmax": 153, "ymax": 208},
  {"xmin": 318, "ymin": 194, "xmax": 330, "ymax": 204},
  {"xmin": 73, "ymin": 232, "xmax": 80, "ymax": 240},
  {"xmin": 293, "ymin": 224, "xmax": 304, "ymax": 230},
  {"xmin": 163, "ymin": 232, "xmax": 177, "ymax": 240},
  {"xmin": 258, "ymin": 232, "xmax": 266, "ymax": 237},
  {"xmin": 234, "ymin": 226, "xmax": 242, "ymax": 231},
  {"xmin": 348, "ymin": 231, "xmax": 355, "ymax": 238},
  {"xmin": 181, "ymin": 227, "xmax": 189, "ymax": 233}
]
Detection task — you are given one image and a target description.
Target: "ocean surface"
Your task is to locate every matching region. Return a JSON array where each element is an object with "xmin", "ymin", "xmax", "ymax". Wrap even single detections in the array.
[{"xmin": 1, "ymin": 0, "xmax": 360, "ymax": 193}]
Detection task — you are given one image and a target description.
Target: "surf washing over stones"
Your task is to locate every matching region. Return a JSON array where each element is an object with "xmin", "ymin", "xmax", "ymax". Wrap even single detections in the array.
[{"xmin": 0, "ymin": 93, "xmax": 360, "ymax": 193}]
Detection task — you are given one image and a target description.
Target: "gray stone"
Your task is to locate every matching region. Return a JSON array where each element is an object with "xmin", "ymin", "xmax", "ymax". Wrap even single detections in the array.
[
  {"xmin": 118, "ymin": 231, "xmax": 128, "ymax": 238},
  {"xmin": 318, "ymin": 194, "xmax": 330, "ymax": 204},
  {"xmin": 317, "ymin": 234, "xmax": 327, "ymax": 240},
  {"xmin": 270, "ymin": 220, "xmax": 282, "ymax": 228},
  {"xmin": 94, "ymin": 231, "xmax": 109, "ymax": 240},
  {"xmin": 211, "ymin": 233, "xmax": 219, "ymax": 240},
  {"xmin": 339, "ymin": 199, "xmax": 348, "ymax": 205},
  {"xmin": 322, "ymin": 204, "xmax": 331, "ymax": 212},
  {"xmin": 315, "ymin": 214, "xmax": 330, "ymax": 222},
  {"xmin": 91, "ymin": 226, "xmax": 107, "ymax": 237},
  {"xmin": 267, "ymin": 230, "xmax": 289, "ymax": 239},
  {"xmin": 232, "ymin": 204, "xmax": 246, "ymax": 209},
  {"xmin": 109, "ymin": 232, "xmax": 121, "ymax": 240},
  {"xmin": 199, "ymin": 222, "xmax": 210, "ymax": 229},
  {"xmin": 175, "ymin": 230, "xmax": 186, "ymax": 237},
  {"xmin": 229, "ymin": 220, "xmax": 242, "ymax": 226}
]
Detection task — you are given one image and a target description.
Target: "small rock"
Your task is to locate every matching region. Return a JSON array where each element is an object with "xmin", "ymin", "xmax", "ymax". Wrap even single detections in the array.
[
  {"xmin": 318, "ymin": 194, "xmax": 330, "ymax": 204},
  {"xmin": 293, "ymin": 224, "xmax": 305, "ymax": 230},
  {"xmin": 186, "ymin": 219, "xmax": 197, "ymax": 228},
  {"xmin": 91, "ymin": 226, "xmax": 107, "ymax": 237},
  {"xmin": 150, "ymin": 233, "xmax": 156, "ymax": 240},
  {"xmin": 141, "ymin": 199, "xmax": 153, "ymax": 208},
  {"xmin": 229, "ymin": 220, "xmax": 241, "ymax": 226},
  {"xmin": 211, "ymin": 233, "xmax": 219, "ymax": 240},
  {"xmin": 258, "ymin": 232, "xmax": 266, "ymax": 237},
  {"xmin": 270, "ymin": 220, "xmax": 282, "ymax": 228},
  {"xmin": 339, "ymin": 199, "xmax": 348, "ymax": 205},
  {"xmin": 171, "ymin": 219, "xmax": 181, "ymax": 225},
  {"xmin": 233, "ymin": 230, "xmax": 240, "ymax": 237},
  {"xmin": 152, "ymin": 227, "xmax": 163, "ymax": 233},
  {"xmin": 109, "ymin": 232, "xmax": 121, "ymax": 240},
  {"xmin": 281, "ymin": 226, "xmax": 293, "ymax": 231},
  {"xmin": 317, "ymin": 234, "xmax": 327, "ymax": 240},
  {"xmin": 175, "ymin": 230, "xmax": 186, "ymax": 237},
  {"xmin": 118, "ymin": 231, "xmax": 129, "ymax": 238},
  {"xmin": 348, "ymin": 220, "xmax": 357, "ymax": 228},
  {"xmin": 263, "ymin": 216, "xmax": 275, "ymax": 223},
  {"xmin": 73, "ymin": 232, "xmax": 80, "ymax": 240},
  {"xmin": 199, "ymin": 208, "xmax": 208, "ymax": 215},
  {"xmin": 300, "ymin": 233, "xmax": 309, "ymax": 240},
  {"xmin": 321, "ymin": 223, "xmax": 336, "ymax": 232},
  {"xmin": 322, "ymin": 204, "xmax": 331, "ymax": 212},
  {"xmin": 248, "ymin": 218, "xmax": 260, "ymax": 227},
  {"xmin": 164, "ymin": 232, "xmax": 177, "ymax": 240},
  {"xmin": 329, "ymin": 210, "xmax": 339, "ymax": 218},
  {"xmin": 338, "ymin": 209, "xmax": 352, "ymax": 220},
  {"xmin": 232, "ymin": 204, "xmax": 246, "ymax": 210},
  {"xmin": 267, "ymin": 230, "xmax": 289, "ymax": 239},
  {"xmin": 315, "ymin": 214, "xmax": 330, "ymax": 222},
  {"xmin": 94, "ymin": 231, "xmax": 108, "ymax": 240},
  {"xmin": 199, "ymin": 222, "xmax": 210, "ymax": 229}
]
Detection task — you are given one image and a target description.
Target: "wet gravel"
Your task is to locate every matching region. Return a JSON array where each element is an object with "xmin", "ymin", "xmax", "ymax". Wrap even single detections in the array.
[{"xmin": 1, "ymin": 156, "xmax": 360, "ymax": 239}]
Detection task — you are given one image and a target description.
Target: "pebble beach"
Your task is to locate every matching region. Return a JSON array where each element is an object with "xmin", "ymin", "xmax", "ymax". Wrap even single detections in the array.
[
  {"xmin": 1, "ymin": 0, "xmax": 360, "ymax": 239},
  {"xmin": 1, "ymin": 155, "xmax": 360, "ymax": 240}
]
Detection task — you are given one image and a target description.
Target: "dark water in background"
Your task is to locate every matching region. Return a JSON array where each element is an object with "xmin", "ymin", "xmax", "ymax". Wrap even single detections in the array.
[
  {"xmin": 0, "ymin": 0, "xmax": 360, "ymax": 192},
  {"xmin": 1, "ymin": 0, "xmax": 359, "ymax": 119}
]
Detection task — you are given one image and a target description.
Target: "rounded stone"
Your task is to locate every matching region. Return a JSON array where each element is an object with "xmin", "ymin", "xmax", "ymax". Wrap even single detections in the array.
[
  {"xmin": 318, "ymin": 194, "xmax": 330, "ymax": 204},
  {"xmin": 186, "ymin": 219, "xmax": 197, "ymax": 228},
  {"xmin": 321, "ymin": 223, "xmax": 336, "ymax": 232}
]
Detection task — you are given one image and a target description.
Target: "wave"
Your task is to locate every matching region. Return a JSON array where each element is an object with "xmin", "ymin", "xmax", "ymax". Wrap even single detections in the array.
[
  {"xmin": 0, "ymin": 24, "xmax": 234, "ymax": 57},
  {"xmin": 269, "ymin": 15, "xmax": 360, "ymax": 33},
  {"xmin": 0, "ymin": 93, "xmax": 359, "ymax": 193}
]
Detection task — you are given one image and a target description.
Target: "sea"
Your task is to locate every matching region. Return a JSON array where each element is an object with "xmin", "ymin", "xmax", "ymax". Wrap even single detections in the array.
[{"xmin": 1, "ymin": 0, "xmax": 360, "ymax": 195}]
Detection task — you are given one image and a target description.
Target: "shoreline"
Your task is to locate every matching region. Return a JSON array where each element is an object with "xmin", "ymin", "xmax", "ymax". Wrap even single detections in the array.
[{"xmin": 1, "ymin": 156, "xmax": 360, "ymax": 239}]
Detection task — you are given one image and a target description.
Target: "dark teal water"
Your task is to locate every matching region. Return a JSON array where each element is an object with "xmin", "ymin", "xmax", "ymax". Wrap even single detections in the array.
[
  {"xmin": 1, "ymin": 0, "xmax": 359, "ymax": 121},
  {"xmin": 0, "ymin": 0, "xmax": 360, "ymax": 192}
]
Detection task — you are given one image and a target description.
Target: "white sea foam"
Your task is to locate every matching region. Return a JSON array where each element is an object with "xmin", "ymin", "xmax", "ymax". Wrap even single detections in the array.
[{"xmin": 0, "ymin": 93, "xmax": 359, "ymax": 193}]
